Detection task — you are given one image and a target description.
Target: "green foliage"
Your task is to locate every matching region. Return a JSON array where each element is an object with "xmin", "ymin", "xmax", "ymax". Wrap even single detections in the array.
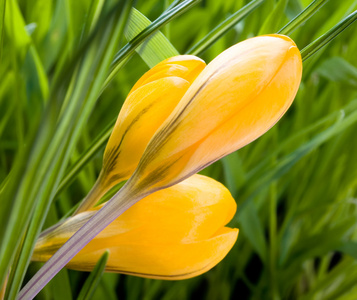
[{"xmin": 1, "ymin": 0, "xmax": 357, "ymax": 299}]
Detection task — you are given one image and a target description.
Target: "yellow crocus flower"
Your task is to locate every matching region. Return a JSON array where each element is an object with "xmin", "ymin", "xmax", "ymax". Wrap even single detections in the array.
[
  {"xmin": 33, "ymin": 175, "xmax": 238, "ymax": 279},
  {"xmin": 75, "ymin": 55, "xmax": 206, "ymax": 213},
  {"xmin": 130, "ymin": 34, "xmax": 303, "ymax": 191},
  {"xmin": 21, "ymin": 35, "xmax": 302, "ymax": 296}
]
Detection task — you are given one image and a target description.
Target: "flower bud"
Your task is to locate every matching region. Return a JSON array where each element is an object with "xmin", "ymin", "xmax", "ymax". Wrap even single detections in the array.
[
  {"xmin": 103, "ymin": 55, "xmax": 206, "ymax": 183},
  {"xmin": 33, "ymin": 175, "xmax": 238, "ymax": 279},
  {"xmin": 75, "ymin": 55, "xmax": 206, "ymax": 213},
  {"xmin": 131, "ymin": 34, "xmax": 302, "ymax": 190}
]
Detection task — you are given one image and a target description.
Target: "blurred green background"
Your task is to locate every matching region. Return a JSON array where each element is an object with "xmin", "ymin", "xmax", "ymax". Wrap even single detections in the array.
[{"xmin": 1, "ymin": 0, "xmax": 357, "ymax": 299}]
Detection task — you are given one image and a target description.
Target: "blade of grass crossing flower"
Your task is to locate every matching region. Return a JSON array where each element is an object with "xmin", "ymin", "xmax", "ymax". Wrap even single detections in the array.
[
  {"xmin": 187, "ymin": 0, "xmax": 264, "ymax": 56},
  {"xmin": 5, "ymin": 2, "xmax": 134, "ymax": 298},
  {"xmin": 77, "ymin": 251, "xmax": 109, "ymax": 300},
  {"xmin": 278, "ymin": 0, "xmax": 329, "ymax": 35},
  {"xmin": 258, "ymin": 0, "xmax": 289, "ymax": 35},
  {"xmin": 125, "ymin": 8, "xmax": 179, "ymax": 68},
  {"xmin": 105, "ymin": 0, "xmax": 199, "ymax": 88},
  {"xmin": 301, "ymin": 10, "xmax": 357, "ymax": 61}
]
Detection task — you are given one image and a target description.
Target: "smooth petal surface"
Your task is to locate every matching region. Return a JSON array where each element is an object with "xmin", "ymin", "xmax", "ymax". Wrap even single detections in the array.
[
  {"xmin": 129, "ymin": 55, "xmax": 206, "ymax": 94},
  {"xmin": 131, "ymin": 35, "xmax": 303, "ymax": 190},
  {"xmin": 33, "ymin": 175, "xmax": 238, "ymax": 279},
  {"xmin": 103, "ymin": 55, "xmax": 206, "ymax": 185},
  {"xmin": 75, "ymin": 55, "xmax": 206, "ymax": 214}
]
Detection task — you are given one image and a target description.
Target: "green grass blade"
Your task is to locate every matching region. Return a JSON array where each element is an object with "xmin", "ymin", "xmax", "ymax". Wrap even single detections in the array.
[
  {"xmin": 301, "ymin": 10, "xmax": 357, "ymax": 61},
  {"xmin": 316, "ymin": 56, "xmax": 357, "ymax": 86},
  {"xmin": 187, "ymin": 0, "xmax": 264, "ymax": 56},
  {"xmin": 258, "ymin": 0, "xmax": 289, "ymax": 35},
  {"xmin": 56, "ymin": 118, "xmax": 115, "ymax": 196},
  {"xmin": 278, "ymin": 0, "xmax": 329, "ymax": 35},
  {"xmin": 4, "ymin": 2, "xmax": 134, "ymax": 298},
  {"xmin": 237, "ymin": 102, "xmax": 357, "ymax": 215},
  {"xmin": 0, "ymin": 0, "xmax": 5, "ymax": 61},
  {"xmin": 105, "ymin": 0, "xmax": 199, "ymax": 88},
  {"xmin": 82, "ymin": 0, "xmax": 105, "ymax": 36},
  {"xmin": 239, "ymin": 200, "xmax": 267, "ymax": 263},
  {"xmin": 125, "ymin": 8, "xmax": 179, "ymax": 68},
  {"xmin": 245, "ymin": 101, "xmax": 357, "ymax": 183},
  {"xmin": 4, "ymin": 0, "xmax": 30, "ymax": 48},
  {"xmin": 77, "ymin": 251, "xmax": 109, "ymax": 300}
]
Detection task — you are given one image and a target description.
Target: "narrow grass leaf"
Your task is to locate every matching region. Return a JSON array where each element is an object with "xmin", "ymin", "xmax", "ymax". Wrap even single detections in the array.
[
  {"xmin": 316, "ymin": 56, "xmax": 357, "ymax": 87},
  {"xmin": 187, "ymin": 0, "xmax": 264, "ymax": 55},
  {"xmin": 57, "ymin": 119, "xmax": 115, "ymax": 197},
  {"xmin": 4, "ymin": 0, "xmax": 30, "ymax": 49},
  {"xmin": 221, "ymin": 153, "xmax": 245, "ymax": 196},
  {"xmin": 239, "ymin": 200, "xmax": 267, "ymax": 263},
  {"xmin": 0, "ymin": 0, "xmax": 5, "ymax": 61},
  {"xmin": 125, "ymin": 8, "xmax": 179, "ymax": 68},
  {"xmin": 105, "ymin": 0, "xmax": 199, "ymax": 88},
  {"xmin": 301, "ymin": 10, "xmax": 357, "ymax": 61},
  {"xmin": 238, "ymin": 103, "xmax": 357, "ymax": 213},
  {"xmin": 259, "ymin": 0, "xmax": 289, "ymax": 35},
  {"xmin": 337, "ymin": 242, "xmax": 357, "ymax": 260},
  {"xmin": 281, "ymin": 218, "xmax": 356, "ymax": 267},
  {"xmin": 47, "ymin": 269, "xmax": 73, "ymax": 300},
  {"xmin": 77, "ymin": 251, "xmax": 109, "ymax": 300},
  {"xmin": 278, "ymin": 0, "xmax": 329, "ymax": 35},
  {"xmin": 7, "ymin": 2, "xmax": 134, "ymax": 298},
  {"xmin": 82, "ymin": 0, "xmax": 105, "ymax": 37}
]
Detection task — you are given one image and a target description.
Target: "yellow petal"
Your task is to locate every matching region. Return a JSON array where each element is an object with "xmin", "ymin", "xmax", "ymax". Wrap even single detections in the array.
[
  {"xmin": 103, "ymin": 77, "xmax": 191, "ymax": 183},
  {"xmin": 129, "ymin": 55, "xmax": 206, "ymax": 93},
  {"xmin": 65, "ymin": 228, "xmax": 238, "ymax": 280},
  {"xmin": 33, "ymin": 175, "xmax": 238, "ymax": 279},
  {"xmin": 131, "ymin": 35, "xmax": 302, "ymax": 190},
  {"xmin": 75, "ymin": 56, "xmax": 206, "ymax": 214}
]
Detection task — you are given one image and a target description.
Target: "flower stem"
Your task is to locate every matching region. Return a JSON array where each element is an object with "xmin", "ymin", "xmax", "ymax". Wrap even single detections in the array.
[
  {"xmin": 73, "ymin": 171, "xmax": 108, "ymax": 215},
  {"xmin": 17, "ymin": 180, "xmax": 147, "ymax": 300}
]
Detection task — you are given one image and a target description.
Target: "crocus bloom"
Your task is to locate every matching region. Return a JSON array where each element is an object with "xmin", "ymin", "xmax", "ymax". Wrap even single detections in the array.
[
  {"xmin": 20, "ymin": 35, "xmax": 301, "ymax": 298},
  {"xmin": 33, "ymin": 175, "xmax": 238, "ymax": 279},
  {"xmin": 75, "ymin": 55, "xmax": 206, "ymax": 213},
  {"xmin": 129, "ymin": 34, "xmax": 303, "ymax": 191}
]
